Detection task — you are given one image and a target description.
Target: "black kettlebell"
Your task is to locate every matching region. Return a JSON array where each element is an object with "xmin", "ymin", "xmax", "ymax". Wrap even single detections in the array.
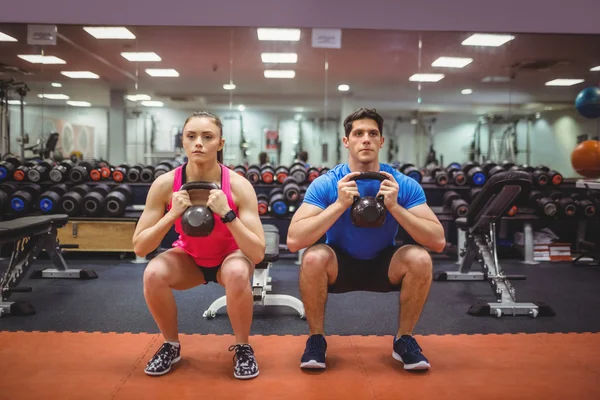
[
  {"xmin": 349, "ymin": 172, "xmax": 388, "ymax": 228},
  {"xmin": 180, "ymin": 181, "xmax": 220, "ymax": 237}
]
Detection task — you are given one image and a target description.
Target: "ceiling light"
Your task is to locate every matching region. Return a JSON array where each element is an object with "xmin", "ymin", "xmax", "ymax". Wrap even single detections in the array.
[
  {"xmin": 51, "ymin": 82, "xmax": 62, "ymax": 88},
  {"xmin": 257, "ymin": 28, "xmax": 301, "ymax": 41},
  {"xmin": 67, "ymin": 101, "xmax": 91, "ymax": 107},
  {"xmin": 261, "ymin": 53, "xmax": 298, "ymax": 63},
  {"xmin": 18, "ymin": 55, "xmax": 66, "ymax": 64},
  {"xmin": 7, "ymin": 100, "xmax": 25, "ymax": 105},
  {"xmin": 462, "ymin": 33, "xmax": 515, "ymax": 47},
  {"xmin": 145, "ymin": 68, "xmax": 179, "ymax": 77},
  {"xmin": 338, "ymin": 84, "xmax": 350, "ymax": 91},
  {"xmin": 591, "ymin": 66, "xmax": 600, "ymax": 71},
  {"xmin": 409, "ymin": 73, "xmax": 445, "ymax": 82},
  {"xmin": 37, "ymin": 94, "xmax": 70, "ymax": 100},
  {"xmin": 223, "ymin": 83, "xmax": 236, "ymax": 90},
  {"xmin": 121, "ymin": 52, "xmax": 161, "ymax": 62},
  {"xmin": 141, "ymin": 100, "xmax": 163, "ymax": 107},
  {"xmin": 294, "ymin": 107, "xmax": 305, "ymax": 112},
  {"xmin": 432, "ymin": 57, "xmax": 473, "ymax": 68},
  {"xmin": 545, "ymin": 107, "xmax": 553, "ymax": 110},
  {"xmin": 264, "ymin": 70, "xmax": 296, "ymax": 79},
  {"xmin": 545, "ymin": 79, "xmax": 584, "ymax": 87},
  {"xmin": 0, "ymin": 32, "xmax": 17, "ymax": 42},
  {"xmin": 61, "ymin": 71, "xmax": 99, "ymax": 79},
  {"xmin": 126, "ymin": 94, "xmax": 151, "ymax": 101},
  {"xmin": 482, "ymin": 76, "xmax": 511, "ymax": 83},
  {"xmin": 461, "ymin": 89, "xmax": 473, "ymax": 94},
  {"xmin": 83, "ymin": 27, "xmax": 135, "ymax": 39},
  {"xmin": 238, "ymin": 105, "xmax": 246, "ymax": 111}
]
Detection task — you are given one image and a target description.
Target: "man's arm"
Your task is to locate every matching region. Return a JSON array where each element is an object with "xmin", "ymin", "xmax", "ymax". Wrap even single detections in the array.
[
  {"xmin": 286, "ymin": 202, "xmax": 347, "ymax": 253},
  {"xmin": 388, "ymin": 203, "xmax": 446, "ymax": 253},
  {"xmin": 224, "ymin": 179, "xmax": 266, "ymax": 265}
]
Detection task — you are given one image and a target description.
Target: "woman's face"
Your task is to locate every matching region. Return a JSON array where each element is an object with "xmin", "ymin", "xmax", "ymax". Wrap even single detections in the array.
[{"xmin": 182, "ymin": 117, "xmax": 224, "ymax": 162}]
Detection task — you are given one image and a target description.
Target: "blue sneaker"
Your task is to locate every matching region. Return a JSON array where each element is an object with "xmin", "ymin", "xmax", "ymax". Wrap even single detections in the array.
[
  {"xmin": 392, "ymin": 335, "xmax": 431, "ymax": 370},
  {"xmin": 300, "ymin": 334, "xmax": 327, "ymax": 369}
]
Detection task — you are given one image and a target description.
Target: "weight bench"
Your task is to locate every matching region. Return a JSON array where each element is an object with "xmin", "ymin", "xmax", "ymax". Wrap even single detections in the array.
[
  {"xmin": 203, "ymin": 224, "xmax": 305, "ymax": 319},
  {"xmin": 573, "ymin": 240, "xmax": 600, "ymax": 266},
  {"xmin": 0, "ymin": 214, "xmax": 97, "ymax": 317},
  {"xmin": 434, "ymin": 171, "xmax": 554, "ymax": 318}
]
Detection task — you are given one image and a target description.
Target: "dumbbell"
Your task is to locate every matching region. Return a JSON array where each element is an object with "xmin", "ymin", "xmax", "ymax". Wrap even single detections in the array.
[
  {"xmin": 104, "ymin": 185, "xmax": 133, "ymax": 217},
  {"xmin": 49, "ymin": 160, "xmax": 74, "ymax": 183},
  {"xmin": 69, "ymin": 161, "xmax": 94, "ymax": 183},
  {"xmin": 38, "ymin": 184, "xmax": 69, "ymax": 214},
  {"xmin": 112, "ymin": 164, "xmax": 129, "ymax": 182},
  {"xmin": 399, "ymin": 163, "xmax": 422, "ymax": 183},
  {"xmin": 443, "ymin": 191, "xmax": 469, "ymax": 218},
  {"xmin": 319, "ymin": 167, "xmax": 330, "ymax": 176},
  {"xmin": 289, "ymin": 163, "xmax": 307, "ymax": 183},
  {"xmin": 501, "ymin": 161, "xmax": 516, "ymax": 170},
  {"xmin": 260, "ymin": 165, "xmax": 275, "ymax": 184},
  {"xmin": 89, "ymin": 160, "xmax": 112, "ymax": 181},
  {"xmin": 139, "ymin": 165, "xmax": 155, "ymax": 182},
  {"xmin": 487, "ymin": 165, "xmax": 505, "ymax": 178},
  {"xmin": 0, "ymin": 182, "xmax": 17, "ymax": 213},
  {"xmin": 83, "ymin": 184, "xmax": 111, "ymax": 217},
  {"xmin": 0, "ymin": 156, "xmax": 21, "ymax": 181},
  {"xmin": 269, "ymin": 188, "xmax": 288, "ymax": 218},
  {"xmin": 299, "ymin": 185, "xmax": 308, "ymax": 202},
  {"xmin": 257, "ymin": 194, "xmax": 269, "ymax": 215},
  {"xmin": 462, "ymin": 162, "xmax": 486, "ymax": 186},
  {"xmin": 13, "ymin": 160, "xmax": 38, "ymax": 181},
  {"xmin": 520, "ymin": 164, "xmax": 536, "ymax": 173},
  {"xmin": 571, "ymin": 193, "xmax": 597, "ymax": 218},
  {"xmin": 548, "ymin": 191, "xmax": 577, "ymax": 217},
  {"xmin": 480, "ymin": 161, "xmax": 497, "ymax": 176},
  {"xmin": 531, "ymin": 169, "xmax": 549, "ymax": 187},
  {"xmin": 282, "ymin": 176, "xmax": 301, "ymax": 204},
  {"xmin": 126, "ymin": 164, "xmax": 144, "ymax": 182},
  {"xmin": 468, "ymin": 188, "xmax": 482, "ymax": 202},
  {"xmin": 59, "ymin": 184, "xmax": 91, "ymax": 216},
  {"xmin": 27, "ymin": 160, "xmax": 54, "ymax": 182},
  {"xmin": 528, "ymin": 191, "xmax": 556, "ymax": 217},
  {"xmin": 245, "ymin": 165, "xmax": 261, "ymax": 184},
  {"xmin": 274, "ymin": 166, "xmax": 289, "ymax": 184},
  {"xmin": 447, "ymin": 162, "xmax": 462, "ymax": 170},
  {"xmin": 233, "ymin": 165, "xmax": 247, "ymax": 177},
  {"xmin": 10, "ymin": 183, "xmax": 42, "ymax": 213},
  {"xmin": 430, "ymin": 167, "xmax": 448, "ymax": 186},
  {"xmin": 154, "ymin": 161, "xmax": 176, "ymax": 179},
  {"xmin": 547, "ymin": 170, "xmax": 563, "ymax": 186},
  {"xmin": 307, "ymin": 167, "xmax": 320, "ymax": 182},
  {"xmin": 446, "ymin": 166, "xmax": 467, "ymax": 186}
]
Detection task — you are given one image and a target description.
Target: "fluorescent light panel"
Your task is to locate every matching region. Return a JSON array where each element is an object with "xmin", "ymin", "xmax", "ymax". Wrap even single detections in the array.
[
  {"xmin": 51, "ymin": 82, "xmax": 62, "ymax": 87},
  {"xmin": 18, "ymin": 55, "xmax": 66, "ymax": 64},
  {"xmin": 591, "ymin": 66, "xmax": 600, "ymax": 71},
  {"xmin": 0, "ymin": 32, "xmax": 18, "ymax": 42},
  {"xmin": 67, "ymin": 101, "xmax": 91, "ymax": 107},
  {"xmin": 257, "ymin": 28, "xmax": 301, "ymax": 41},
  {"xmin": 61, "ymin": 71, "xmax": 99, "ymax": 79},
  {"xmin": 264, "ymin": 70, "xmax": 295, "ymax": 79},
  {"xmin": 141, "ymin": 100, "xmax": 163, "ymax": 107},
  {"xmin": 7, "ymin": 100, "xmax": 25, "ymax": 105},
  {"xmin": 261, "ymin": 53, "xmax": 298, "ymax": 63},
  {"xmin": 238, "ymin": 105, "xmax": 246, "ymax": 111},
  {"xmin": 545, "ymin": 79, "xmax": 584, "ymax": 87},
  {"xmin": 126, "ymin": 94, "xmax": 151, "ymax": 101},
  {"xmin": 482, "ymin": 76, "xmax": 511, "ymax": 83},
  {"xmin": 83, "ymin": 27, "xmax": 135, "ymax": 39},
  {"xmin": 462, "ymin": 89, "xmax": 473, "ymax": 94},
  {"xmin": 37, "ymin": 94, "xmax": 70, "ymax": 100},
  {"xmin": 432, "ymin": 57, "xmax": 473, "ymax": 68},
  {"xmin": 409, "ymin": 73, "xmax": 445, "ymax": 82},
  {"xmin": 338, "ymin": 84, "xmax": 350, "ymax": 91},
  {"xmin": 121, "ymin": 52, "xmax": 161, "ymax": 62},
  {"xmin": 223, "ymin": 83, "xmax": 236, "ymax": 90},
  {"xmin": 462, "ymin": 33, "xmax": 515, "ymax": 47},
  {"xmin": 145, "ymin": 68, "xmax": 179, "ymax": 77}
]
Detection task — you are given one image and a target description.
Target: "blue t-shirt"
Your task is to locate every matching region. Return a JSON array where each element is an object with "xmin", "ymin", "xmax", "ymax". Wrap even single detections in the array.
[{"xmin": 302, "ymin": 163, "xmax": 426, "ymax": 259}]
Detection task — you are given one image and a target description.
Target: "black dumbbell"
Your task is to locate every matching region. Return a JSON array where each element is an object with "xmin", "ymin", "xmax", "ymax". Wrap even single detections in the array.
[
  {"xmin": 468, "ymin": 188, "xmax": 482, "ymax": 202},
  {"xmin": 299, "ymin": 185, "xmax": 308, "ymax": 202},
  {"xmin": 571, "ymin": 193, "xmax": 596, "ymax": 218},
  {"xmin": 282, "ymin": 176, "xmax": 301, "ymax": 204},
  {"xmin": 83, "ymin": 184, "xmax": 111, "ymax": 217},
  {"xmin": 501, "ymin": 161, "xmax": 516, "ymax": 170},
  {"xmin": 446, "ymin": 166, "xmax": 467, "ymax": 186},
  {"xmin": 319, "ymin": 168, "xmax": 330, "ymax": 176},
  {"xmin": 140, "ymin": 165, "xmax": 155, "ymax": 182},
  {"xmin": 59, "ymin": 184, "xmax": 91, "ymax": 216},
  {"xmin": 13, "ymin": 160, "xmax": 38, "ymax": 181},
  {"xmin": 257, "ymin": 194, "xmax": 269, "ymax": 216},
  {"xmin": 547, "ymin": 170, "xmax": 563, "ymax": 186},
  {"xmin": 260, "ymin": 165, "xmax": 275, "ymax": 184},
  {"xmin": 531, "ymin": 169, "xmax": 549, "ymax": 187},
  {"xmin": 104, "ymin": 185, "xmax": 133, "ymax": 217},
  {"xmin": 112, "ymin": 164, "xmax": 129, "ymax": 182},
  {"xmin": 307, "ymin": 167, "xmax": 320, "ymax": 183},
  {"xmin": 548, "ymin": 191, "xmax": 577, "ymax": 217},
  {"xmin": 27, "ymin": 160, "xmax": 54, "ymax": 183},
  {"xmin": 245, "ymin": 165, "xmax": 261, "ymax": 184},
  {"xmin": 274, "ymin": 166, "xmax": 289, "ymax": 184},
  {"xmin": 69, "ymin": 161, "xmax": 94, "ymax": 183},
  {"xmin": 0, "ymin": 182, "xmax": 17, "ymax": 213},
  {"xmin": 431, "ymin": 167, "xmax": 448, "ymax": 186},
  {"xmin": 520, "ymin": 164, "xmax": 536, "ymax": 173},
  {"xmin": 0, "ymin": 156, "xmax": 21, "ymax": 181},
  {"xmin": 39, "ymin": 184, "xmax": 69, "ymax": 214},
  {"xmin": 443, "ymin": 191, "xmax": 469, "ymax": 218},
  {"xmin": 153, "ymin": 161, "xmax": 174, "ymax": 179},
  {"xmin": 49, "ymin": 160, "xmax": 74, "ymax": 183},
  {"xmin": 10, "ymin": 183, "xmax": 42, "ymax": 213},
  {"xmin": 487, "ymin": 165, "xmax": 505, "ymax": 178},
  {"xmin": 480, "ymin": 161, "xmax": 498, "ymax": 176},
  {"xmin": 528, "ymin": 191, "xmax": 557, "ymax": 217},
  {"xmin": 289, "ymin": 162, "xmax": 307, "ymax": 183},
  {"xmin": 399, "ymin": 163, "xmax": 422, "ymax": 183},
  {"xmin": 269, "ymin": 188, "xmax": 288, "ymax": 217},
  {"xmin": 233, "ymin": 165, "xmax": 247, "ymax": 177},
  {"xmin": 462, "ymin": 162, "xmax": 486, "ymax": 186},
  {"xmin": 126, "ymin": 164, "xmax": 144, "ymax": 182}
]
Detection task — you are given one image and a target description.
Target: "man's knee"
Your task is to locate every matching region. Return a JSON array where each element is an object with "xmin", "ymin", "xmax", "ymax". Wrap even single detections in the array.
[
  {"xmin": 301, "ymin": 245, "xmax": 334, "ymax": 276},
  {"xmin": 404, "ymin": 246, "xmax": 433, "ymax": 276}
]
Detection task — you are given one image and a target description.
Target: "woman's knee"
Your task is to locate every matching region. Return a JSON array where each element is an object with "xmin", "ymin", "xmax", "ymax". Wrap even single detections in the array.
[
  {"xmin": 220, "ymin": 259, "xmax": 252, "ymax": 290},
  {"xmin": 143, "ymin": 260, "xmax": 169, "ymax": 288},
  {"xmin": 301, "ymin": 245, "xmax": 334, "ymax": 276}
]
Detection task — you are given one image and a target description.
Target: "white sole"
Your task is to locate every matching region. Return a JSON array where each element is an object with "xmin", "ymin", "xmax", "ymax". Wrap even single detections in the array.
[
  {"xmin": 144, "ymin": 355, "xmax": 182, "ymax": 376},
  {"xmin": 234, "ymin": 370, "xmax": 260, "ymax": 380},
  {"xmin": 300, "ymin": 360, "xmax": 327, "ymax": 369},
  {"xmin": 392, "ymin": 351, "xmax": 430, "ymax": 370}
]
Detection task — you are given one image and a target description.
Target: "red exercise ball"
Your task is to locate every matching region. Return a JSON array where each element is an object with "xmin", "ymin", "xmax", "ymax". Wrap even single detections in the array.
[{"xmin": 571, "ymin": 140, "xmax": 600, "ymax": 179}]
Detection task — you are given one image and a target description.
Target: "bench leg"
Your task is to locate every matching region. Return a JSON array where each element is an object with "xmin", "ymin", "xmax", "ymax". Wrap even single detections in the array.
[
  {"xmin": 435, "ymin": 232, "xmax": 485, "ymax": 281},
  {"xmin": 203, "ymin": 295, "xmax": 227, "ymax": 319}
]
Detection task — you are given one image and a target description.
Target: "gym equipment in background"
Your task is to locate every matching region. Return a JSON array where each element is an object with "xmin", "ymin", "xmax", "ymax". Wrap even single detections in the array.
[
  {"xmin": 571, "ymin": 140, "xmax": 600, "ymax": 179},
  {"xmin": 575, "ymin": 86, "xmax": 600, "ymax": 119}
]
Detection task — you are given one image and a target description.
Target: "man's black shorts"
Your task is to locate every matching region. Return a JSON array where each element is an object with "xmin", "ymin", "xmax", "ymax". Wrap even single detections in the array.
[{"xmin": 327, "ymin": 245, "xmax": 401, "ymax": 293}]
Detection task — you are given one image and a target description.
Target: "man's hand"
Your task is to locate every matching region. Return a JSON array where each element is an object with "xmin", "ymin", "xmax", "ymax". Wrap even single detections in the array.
[
  {"xmin": 335, "ymin": 171, "xmax": 361, "ymax": 209},
  {"xmin": 377, "ymin": 171, "xmax": 400, "ymax": 210},
  {"xmin": 169, "ymin": 190, "xmax": 192, "ymax": 218},
  {"xmin": 207, "ymin": 189, "xmax": 231, "ymax": 217}
]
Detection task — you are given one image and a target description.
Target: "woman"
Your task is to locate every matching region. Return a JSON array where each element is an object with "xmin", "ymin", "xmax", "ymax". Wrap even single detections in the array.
[{"xmin": 132, "ymin": 111, "xmax": 266, "ymax": 380}]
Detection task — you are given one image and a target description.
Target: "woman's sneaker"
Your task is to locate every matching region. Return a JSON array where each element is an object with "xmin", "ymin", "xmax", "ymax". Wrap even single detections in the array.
[
  {"xmin": 229, "ymin": 344, "xmax": 259, "ymax": 380},
  {"xmin": 300, "ymin": 334, "xmax": 327, "ymax": 369},
  {"xmin": 144, "ymin": 342, "xmax": 181, "ymax": 376}
]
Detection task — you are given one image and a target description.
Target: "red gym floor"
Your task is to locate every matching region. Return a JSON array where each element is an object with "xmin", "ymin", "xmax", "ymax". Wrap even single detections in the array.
[{"xmin": 1, "ymin": 331, "xmax": 598, "ymax": 400}]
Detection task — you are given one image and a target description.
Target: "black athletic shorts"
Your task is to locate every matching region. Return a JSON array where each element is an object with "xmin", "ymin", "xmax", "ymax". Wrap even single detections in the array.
[
  {"xmin": 327, "ymin": 245, "xmax": 401, "ymax": 293},
  {"xmin": 197, "ymin": 265, "xmax": 221, "ymax": 284}
]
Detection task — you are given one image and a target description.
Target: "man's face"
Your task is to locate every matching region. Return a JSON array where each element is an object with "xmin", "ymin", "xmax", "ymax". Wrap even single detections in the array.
[
  {"xmin": 182, "ymin": 117, "xmax": 224, "ymax": 163},
  {"xmin": 343, "ymin": 118, "xmax": 384, "ymax": 163}
]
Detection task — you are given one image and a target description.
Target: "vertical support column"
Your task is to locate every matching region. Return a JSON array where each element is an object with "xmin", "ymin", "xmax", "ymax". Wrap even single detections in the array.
[
  {"xmin": 522, "ymin": 222, "xmax": 538, "ymax": 264},
  {"xmin": 108, "ymin": 89, "xmax": 127, "ymax": 166},
  {"xmin": 457, "ymin": 227, "xmax": 466, "ymax": 264}
]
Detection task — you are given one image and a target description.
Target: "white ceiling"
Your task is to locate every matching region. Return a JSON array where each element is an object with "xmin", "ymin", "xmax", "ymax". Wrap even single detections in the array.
[{"xmin": 1, "ymin": 24, "xmax": 599, "ymax": 116}]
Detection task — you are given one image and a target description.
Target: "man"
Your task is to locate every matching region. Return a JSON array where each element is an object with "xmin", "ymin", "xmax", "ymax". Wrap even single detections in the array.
[
  {"xmin": 287, "ymin": 108, "xmax": 445, "ymax": 371},
  {"xmin": 133, "ymin": 111, "xmax": 265, "ymax": 379}
]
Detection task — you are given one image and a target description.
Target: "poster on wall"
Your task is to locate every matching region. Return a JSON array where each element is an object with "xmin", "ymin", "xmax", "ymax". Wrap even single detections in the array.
[
  {"xmin": 43, "ymin": 117, "xmax": 96, "ymax": 159},
  {"xmin": 265, "ymin": 130, "xmax": 279, "ymax": 150}
]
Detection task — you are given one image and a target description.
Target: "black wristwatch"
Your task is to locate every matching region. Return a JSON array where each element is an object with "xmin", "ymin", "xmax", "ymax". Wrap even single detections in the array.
[{"xmin": 221, "ymin": 209, "xmax": 237, "ymax": 224}]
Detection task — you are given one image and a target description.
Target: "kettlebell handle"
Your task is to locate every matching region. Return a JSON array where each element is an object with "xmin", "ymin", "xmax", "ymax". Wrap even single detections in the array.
[
  {"xmin": 349, "ymin": 172, "xmax": 388, "ymax": 202},
  {"xmin": 180, "ymin": 181, "xmax": 220, "ymax": 192}
]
